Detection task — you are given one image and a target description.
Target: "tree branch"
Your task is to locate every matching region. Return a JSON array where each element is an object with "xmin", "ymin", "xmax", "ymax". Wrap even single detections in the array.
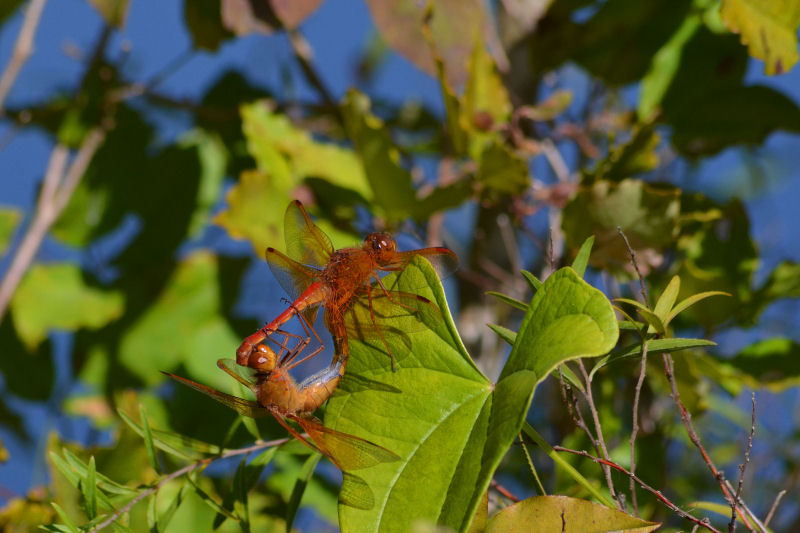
[{"xmin": 0, "ymin": 0, "xmax": 48, "ymax": 115}]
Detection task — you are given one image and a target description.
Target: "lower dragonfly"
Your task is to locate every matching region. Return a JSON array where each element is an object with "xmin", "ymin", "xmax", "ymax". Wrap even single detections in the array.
[{"xmin": 163, "ymin": 315, "xmax": 399, "ymax": 472}]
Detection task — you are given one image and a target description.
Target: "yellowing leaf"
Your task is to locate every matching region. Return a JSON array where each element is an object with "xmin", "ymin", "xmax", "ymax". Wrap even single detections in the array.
[
  {"xmin": 0, "ymin": 207, "xmax": 21, "ymax": 257},
  {"xmin": 721, "ymin": 0, "xmax": 800, "ymax": 74},
  {"xmin": 11, "ymin": 264, "xmax": 124, "ymax": 349},
  {"xmin": 486, "ymin": 495, "xmax": 660, "ymax": 532}
]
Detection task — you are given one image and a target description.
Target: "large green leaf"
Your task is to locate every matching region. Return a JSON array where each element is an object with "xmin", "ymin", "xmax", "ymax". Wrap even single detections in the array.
[
  {"xmin": 485, "ymin": 495, "xmax": 659, "ymax": 532},
  {"xmin": 721, "ymin": 0, "xmax": 800, "ymax": 74},
  {"xmin": 10, "ymin": 264, "xmax": 124, "ymax": 350},
  {"xmin": 326, "ymin": 262, "xmax": 617, "ymax": 531}
]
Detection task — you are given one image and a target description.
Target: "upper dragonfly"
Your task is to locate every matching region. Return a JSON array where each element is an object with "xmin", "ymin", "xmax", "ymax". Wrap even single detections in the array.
[{"xmin": 236, "ymin": 200, "xmax": 457, "ymax": 373}]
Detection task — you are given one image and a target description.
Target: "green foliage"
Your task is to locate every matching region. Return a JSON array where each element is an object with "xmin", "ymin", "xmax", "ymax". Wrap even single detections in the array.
[{"xmin": 2, "ymin": 0, "xmax": 799, "ymax": 531}]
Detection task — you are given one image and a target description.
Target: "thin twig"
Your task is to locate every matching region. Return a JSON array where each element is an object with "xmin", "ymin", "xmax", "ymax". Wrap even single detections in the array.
[
  {"xmin": 90, "ymin": 438, "xmax": 289, "ymax": 532},
  {"xmin": 0, "ymin": 0, "xmax": 48, "ymax": 114},
  {"xmin": 519, "ymin": 433, "xmax": 546, "ymax": 496},
  {"xmin": 728, "ymin": 393, "xmax": 755, "ymax": 532},
  {"xmin": 763, "ymin": 490, "xmax": 786, "ymax": 528},
  {"xmin": 0, "ymin": 127, "xmax": 106, "ymax": 321},
  {"xmin": 617, "ymin": 227, "xmax": 649, "ymax": 306},
  {"xmin": 553, "ymin": 446, "xmax": 722, "ymax": 533},
  {"xmin": 490, "ymin": 479, "xmax": 520, "ymax": 503},
  {"xmin": 628, "ymin": 340, "xmax": 648, "ymax": 515},
  {"xmin": 576, "ymin": 360, "xmax": 621, "ymax": 509},
  {"xmin": 286, "ymin": 28, "xmax": 341, "ymax": 123},
  {"xmin": 661, "ymin": 353, "xmax": 755, "ymax": 531}
]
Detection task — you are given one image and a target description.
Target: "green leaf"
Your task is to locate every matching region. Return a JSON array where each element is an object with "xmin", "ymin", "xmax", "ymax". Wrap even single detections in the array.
[
  {"xmin": 653, "ymin": 275, "xmax": 680, "ymax": 322},
  {"xmin": 571, "ymin": 236, "xmax": 595, "ymax": 278},
  {"xmin": 635, "ymin": 307, "xmax": 666, "ymax": 335},
  {"xmin": 285, "ymin": 453, "xmax": 322, "ymax": 533},
  {"xmin": 139, "ymin": 405, "xmax": 161, "ymax": 474},
  {"xmin": 475, "ymin": 141, "xmax": 531, "ymax": 200},
  {"xmin": 585, "ymin": 120, "xmax": 661, "ymax": 183},
  {"xmin": 720, "ymin": 0, "xmax": 800, "ymax": 74},
  {"xmin": 591, "ymin": 337, "xmax": 717, "ymax": 378},
  {"xmin": 186, "ymin": 474, "xmax": 239, "ymax": 522},
  {"xmin": 10, "ymin": 263, "xmax": 124, "ymax": 350},
  {"xmin": 118, "ymin": 409, "xmax": 194, "ymax": 461},
  {"xmin": 184, "ymin": 0, "xmax": 232, "ymax": 50},
  {"xmin": 518, "ymin": 90, "xmax": 573, "ymax": 121},
  {"xmin": 62, "ymin": 447, "xmax": 137, "ymax": 495},
  {"xmin": 726, "ymin": 337, "xmax": 800, "ymax": 391},
  {"xmin": 485, "ymin": 495, "xmax": 659, "ymax": 532},
  {"xmin": 118, "ymin": 251, "xmax": 239, "ymax": 386},
  {"xmin": 327, "ymin": 262, "xmax": 617, "ymax": 531},
  {"xmin": 487, "ymin": 324, "xmax": 516, "ymax": 345},
  {"xmin": 50, "ymin": 503, "xmax": 80, "ymax": 533},
  {"xmin": 0, "ymin": 207, "xmax": 21, "ymax": 257},
  {"xmin": 520, "ymin": 270, "xmax": 542, "ymax": 292},
  {"xmin": 665, "ymin": 290, "xmax": 729, "ymax": 325},
  {"xmin": 158, "ymin": 480, "xmax": 190, "ymax": 531},
  {"xmin": 486, "ymin": 291, "xmax": 528, "ymax": 311}
]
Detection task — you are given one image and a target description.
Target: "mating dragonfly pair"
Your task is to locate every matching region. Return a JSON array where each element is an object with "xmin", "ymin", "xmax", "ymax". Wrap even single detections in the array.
[{"xmin": 165, "ymin": 201, "xmax": 457, "ymax": 470}]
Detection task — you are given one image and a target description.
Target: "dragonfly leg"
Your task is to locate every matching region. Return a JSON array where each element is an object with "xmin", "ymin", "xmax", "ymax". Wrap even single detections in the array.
[{"xmin": 283, "ymin": 310, "xmax": 326, "ymax": 371}]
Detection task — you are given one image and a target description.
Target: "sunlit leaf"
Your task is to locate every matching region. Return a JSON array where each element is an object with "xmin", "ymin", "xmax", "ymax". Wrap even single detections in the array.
[
  {"xmin": 571, "ymin": 236, "xmax": 595, "ymax": 278},
  {"xmin": 653, "ymin": 275, "xmax": 680, "ymax": 322},
  {"xmin": 327, "ymin": 261, "xmax": 617, "ymax": 531},
  {"xmin": 485, "ymin": 495, "xmax": 659, "ymax": 532},
  {"xmin": 487, "ymin": 323, "xmax": 516, "ymax": 345},
  {"xmin": 520, "ymin": 270, "xmax": 542, "ymax": 292},
  {"xmin": 10, "ymin": 263, "xmax": 124, "ymax": 350},
  {"xmin": 486, "ymin": 292, "xmax": 528, "ymax": 311},
  {"xmin": 720, "ymin": 0, "xmax": 800, "ymax": 75},
  {"xmin": 591, "ymin": 337, "xmax": 717, "ymax": 378}
]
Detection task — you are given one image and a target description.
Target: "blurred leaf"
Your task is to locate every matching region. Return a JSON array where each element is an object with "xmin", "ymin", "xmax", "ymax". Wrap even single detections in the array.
[
  {"xmin": 49, "ymin": 503, "xmax": 80, "ymax": 533},
  {"xmin": 659, "ymin": 26, "xmax": 800, "ymax": 156},
  {"xmin": 118, "ymin": 251, "xmax": 239, "ymax": 385},
  {"xmin": 0, "ymin": 206, "xmax": 21, "ymax": 257},
  {"xmin": 285, "ymin": 453, "xmax": 321, "ymax": 532},
  {"xmin": 562, "ymin": 179, "xmax": 680, "ymax": 277},
  {"xmin": 181, "ymin": 130, "xmax": 228, "ymax": 238},
  {"xmin": 476, "ymin": 141, "xmax": 530, "ymax": 200},
  {"xmin": 365, "ymin": 0, "xmax": 487, "ymax": 86},
  {"xmin": 0, "ymin": 491, "xmax": 55, "ymax": 531},
  {"xmin": 527, "ymin": 0, "xmax": 694, "ymax": 86},
  {"xmin": 518, "ymin": 90, "xmax": 573, "ymax": 121},
  {"xmin": 327, "ymin": 262, "xmax": 617, "ymax": 531},
  {"xmin": 88, "ymin": 0, "xmax": 130, "ymax": 27},
  {"xmin": 10, "ymin": 263, "xmax": 124, "ymax": 350},
  {"xmin": 60, "ymin": 448, "xmax": 138, "ymax": 495},
  {"xmin": 745, "ymin": 261, "xmax": 800, "ymax": 321},
  {"xmin": 720, "ymin": 0, "xmax": 800, "ymax": 74},
  {"xmin": 0, "ymin": 0, "xmax": 24, "ymax": 24},
  {"xmin": 185, "ymin": 0, "xmax": 232, "ymax": 50},
  {"xmin": 81, "ymin": 457, "xmax": 97, "ymax": 520},
  {"xmin": 591, "ymin": 337, "xmax": 716, "ymax": 378},
  {"xmin": 486, "ymin": 292, "xmax": 528, "ymax": 311},
  {"xmin": 485, "ymin": 495, "xmax": 659, "ymax": 532},
  {"xmin": 139, "ymin": 405, "xmax": 161, "ymax": 474},
  {"xmin": 221, "ymin": 0, "xmax": 323, "ymax": 35},
  {"xmin": 586, "ymin": 120, "xmax": 660, "ymax": 183},
  {"xmin": 676, "ymin": 198, "xmax": 757, "ymax": 327},
  {"xmin": 727, "ymin": 337, "xmax": 800, "ymax": 391}
]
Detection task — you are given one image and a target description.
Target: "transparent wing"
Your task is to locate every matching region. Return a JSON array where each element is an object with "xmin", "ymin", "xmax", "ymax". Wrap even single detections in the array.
[
  {"xmin": 265, "ymin": 246, "xmax": 321, "ymax": 301},
  {"xmin": 343, "ymin": 287, "xmax": 443, "ymax": 340},
  {"xmin": 217, "ymin": 359, "xmax": 260, "ymax": 391},
  {"xmin": 162, "ymin": 371, "xmax": 269, "ymax": 419},
  {"xmin": 379, "ymin": 247, "xmax": 458, "ymax": 281},
  {"xmin": 291, "ymin": 415, "xmax": 400, "ymax": 471},
  {"xmin": 284, "ymin": 200, "xmax": 334, "ymax": 268}
]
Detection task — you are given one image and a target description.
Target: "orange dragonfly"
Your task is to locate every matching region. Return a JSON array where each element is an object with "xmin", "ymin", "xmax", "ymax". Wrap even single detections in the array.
[
  {"xmin": 163, "ymin": 326, "xmax": 399, "ymax": 473},
  {"xmin": 236, "ymin": 200, "xmax": 457, "ymax": 373}
]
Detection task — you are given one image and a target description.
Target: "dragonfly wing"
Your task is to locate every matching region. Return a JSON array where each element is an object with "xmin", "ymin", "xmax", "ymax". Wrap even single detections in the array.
[
  {"xmin": 284, "ymin": 200, "xmax": 334, "ymax": 268},
  {"xmin": 265, "ymin": 246, "xmax": 321, "ymax": 301},
  {"xmin": 162, "ymin": 372, "xmax": 269, "ymax": 419},
  {"xmin": 380, "ymin": 247, "xmax": 458, "ymax": 283},
  {"xmin": 290, "ymin": 415, "xmax": 400, "ymax": 470},
  {"xmin": 344, "ymin": 287, "xmax": 443, "ymax": 340}
]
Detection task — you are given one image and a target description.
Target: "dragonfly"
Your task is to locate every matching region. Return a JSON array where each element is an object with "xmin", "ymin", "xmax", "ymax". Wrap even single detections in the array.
[
  {"xmin": 236, "ymin": 200, "xmax": 457, "ymax": 373},
  {"xmin": 163, "ymin": 323, "xmax": 400, "ymax": 473}
]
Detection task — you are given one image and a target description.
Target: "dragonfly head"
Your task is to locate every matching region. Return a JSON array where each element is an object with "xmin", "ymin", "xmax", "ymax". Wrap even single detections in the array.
[
  {"xmin": 249, "ymin": 343, "xmax": 278, "ymax": 372},
  {"xmin": 364, "ymin": 232, "xmax": 397, "ymax": 264}
]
